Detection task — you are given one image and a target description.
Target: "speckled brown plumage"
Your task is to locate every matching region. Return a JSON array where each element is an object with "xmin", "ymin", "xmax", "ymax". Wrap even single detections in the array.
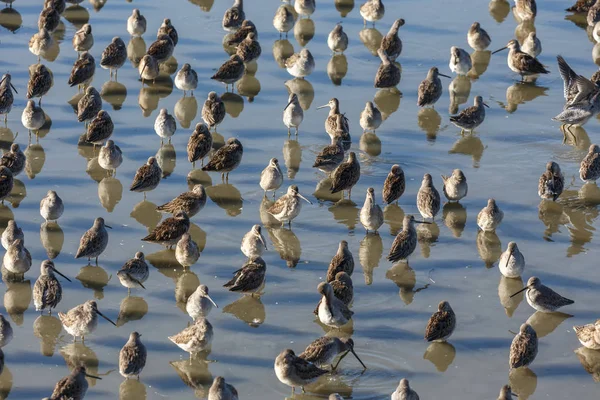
[
  {"xmin": 387, "ymin": 215, "xmax": 418, "ymax": 262},
  {"xmin": 211, "ymin": 55, "xmax": 245, "ymax": 85},
  {"xmin": 157, "ymin": 18, "xmax": 178, "ymax": 46},
  {"xmin": 417, "ymin": 67, "xmax": 449, "ymax": 107},
  {"xmin": 424, "ymin": 300, "xmax": 456, "ymax": 342},
  {"xmin": 538, "ymin": 161, "xmax": 564, "ymax": 201},
  {"xmin": 299, "ymin": 336, "xmax": 358, "ymax": 368},
  {"xmin": 509, "ymin": 323, "xmax": 538, "ymax": 369},
  {"xmin": 313, "ymin": 136, "xmax": 344, "ymax": 174},
  {"xmin": 380, "ymin": 19, "xmax": 404, "ymax": 60},
  {"xmin": 202, "ymin": 137, "xmax": 243, "ymax": 175},
  {"xmin": 100, "ymin": 37, "xmax": 127, "ymax": 75},
  {"xmin": 227, "ymin": 20, "xmax": 257, "ymax": 46},
  {"xmin": 69, "ymin": 52, "xmax": 95, "ymax": 88},
  {"xmin": 314, "ymin": 271, "xmax": 352, "ymax": 314},
  {"xmin": 202, "ymin": 92, "xmax": 226, "ymax": 130},
  {"xmin": 274, "ymin": 349, "xmax": 327, "ymax": 391},
  {"xmin": 0, "ymin": 166, "xmax": 13, "ymax": 201},
  {"xmin": 374, "ymin": 49, "xmax": 401, "ymax": 88},
  {"xmin": 33, "ymin": 260, "xmax": 70, "ymax": 313},
  {"xmin": 27, "ymin": 64, "xmax": 53, "ymax": 103},
  {"xmin": 142, "ymin": 211, "xmax": 190, "ymax": 247},
  {"xmin": 48, "ymin": 366, "xmax": 96, "ymax": 400},
  {"xmin": 38, "ymin": 6, "xmax": 60, "ymax": 33},
  {"xmin": 224, "ymin": 256, "xmax": 266, "ymax": 294},
  {"xmin": 86, "ymin": 110, "xmax": 113, "ymax": 144},
  {"xmin": 119, "ymin": 331, "xmax": 147, "ymax": 379},
  {"xmin": 416, "ymin": 173, "xmax": 440, "ymax": 220},
  {"xmin": 236, "ymin": 32, "xmax": 261, "ymax": 63},
  {"xmin": 0, "ymin": 143, "xmax": 25, "ymax": 176},
  {"xmin": 326, "ymin": 241, "xmax": 354, "ymax": 282},
  {"xmin": 147, "ymin": 34, "xmax": 174, "ymax": 63},
  {"xmin": 187, "ymin": 123, "xmax": 212, "ymax": 165},
  {"xmin": 157, "ymin": 184, "xmax": 206, "ymax": 217},
  {"xmin": 77, "ymin": 86, "xmax": 102, "ymax": 123},
  {"xmin": 330, "ymin": 152, "xmax": 360, "ymax": 196},
  {"xmin": 383, "ymin": 164, "xmax": 405, "ymax": 204},
  {"xmin": 566, "ymin": 0, "xmax": 594, "ymax": 12},
  {"xmin": 130, "ymin": 157, "xmax": 162, "ymax": 193},
  {"xmin": 580, "ymin": 144, "xmax": 600, "ymax": 182}
]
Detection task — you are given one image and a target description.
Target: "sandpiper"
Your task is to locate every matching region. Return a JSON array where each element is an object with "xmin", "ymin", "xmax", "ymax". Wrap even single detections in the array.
[
  {"xmin": 0, "ymin": 74, "xmax": 17, "ymax": 122},
  {"xmin": 1, "ymin": 220, "xmax": 23, "ymax": 250},
  {"xmin": 0, "ymin": 143, "xmax": 24, "ymax": 176},
  {"xmin": 73, "ymin": 24, "xmax": 94, "ymax": 53},
  {"xmin": 509, "ymin": 323, "xmax": 537, "ymax": 369},
  {"xmin": 241, "ymin": 225, "xmax": 267, "ymax": 259},
  {"xmin": 417, "ymin": 173, "xmax": 440, "ymax": 220},
  {"xmin": 237, "ymin": 32, "xmax": 261, "ymax": 62},
  {"xmin": 295, "ymin": 0, "xmax": 315, "ymax": 17},
  {"xmin": 260, "ymin": 158, "xmax": 283, "ymax": 197},
  {"xmin": 187, "ymin": 123, "xmax": 212, "ymax": 167},
  {"xmin": 27, "ymin": 64, "xmax": 53, "ymax": 105},
  {"xmin": 77, "ymin": 86, "xmax": 101, "ymax": 124},
  {"xmin": 330, "ymin": 152, "xmax": 360, "ymax": 199},
  {"xmin": 477, "ymin": 198, "xmax": 504, "ymax": 232},
  {"xmin": 275, "ymin": 349, "xmax": 327, "ymax": 394},
  {"xmin": 380, "ymin": 19, "xmax": 404, "ymax": 60},
  {"xmin": 283, "ymin": 93, "xmax": 304, "ymax": 136},
  {"xmin": 202, "ymin": 137, "xmax": 244, "ymax": 181},
  {"xmin": 100, "ymin": 37, "xmax": 127, "ymax": 80},
  {"xmin": 521, "ymin": 32, "xmax": 541, "ymax": 58},
  {"xmin": 175, "ymin": 64, "xmax": 198, "ymax": 97},
  {"xmin": 45, "ymin": 0, "xmax": 65, "ymax": 15},
  {"xmin": 300, "ymin": 336, "xmax": 366, "ymax": 370},
  {"xmin": 127, "ymin": 9, "xmax": 146, "ymax": 37},
  {"xmin": 441, "ymin": 169, "xmax": 468, "ymax": 202},
  {"xmin": 142, "ymin": 210, "xmax": 190, "ymax": 248},
  {"xmin": 388, "ymin": 215, "xmax": 426, "ymax": 263},
  {"xmin": 449, "ymin": 95, "xmax": 488, "ymax": 133},
  {"xmin": 69, "ymin": 52, "xmax": 95, "ymax": 90},
  {"xmin": 317, "ymin": 282, "xmax": 353, "ymax": 328},
  {"xmin": 138, "ymin": 55, "xmax": 159, "ymax": 84},
  {"xmin": 315, "ymin": 272, "xmax": 353, "ymax": 312},
  {"xmin": 168, "ymin": 317, "xmax": 213, "ymax": 359},
  {"xmin": 4, "ymin": 238, "xmax": 31, "ymax": 277},
  {"xmin": 510, "ymin": 276, "xmax": 574, "ymax": 312},
  {"xmin": 75, "ymin": 217, "xmax": 111, "ymax": 264},
  {"xmin": 0, "ymin": 315, "xmax": 12, "ymax": 347},
  {"xmin": 268, "ymin": 185, "xmax": 312, "ymax": 227},
  {"xmin": 29, "ymin": 29, "xmax": 54, "ymax": 63},
  {"xmin": 33, "ymin": 260, "xmax": 71, "ymax": 314},
  {"xmin": 202, "ymin": 92, "xmax": 226, "ymax": 131},
  {"xmin": 130, "ymin": 157, "xmax": 162, "ymax": 197},
  {"xmin": 285, "ymin": 48, "xmax": 315, "ymax": 78},
  {"xmin": 573, "ymin": 319, "xmax": 600, "ymax": 350},
  {"xmin": 313, "ymin": 136, "xmax": 344, "ymax": 175},
  {"xmin": 359, "ymin": 101, "xmax": 382, "ymax": 132},
  {"xmin": 588, "ymin": 0, "xmax": 600, "ymax": 26},
  {"xmin": 40, "ymin": 190, "xmax": 63, "ymax": 222},
  {"xmin": 175, "ymin": 233, "xmax": 200, "ymax": 268},
  {"xmin": 119, "ymin": 332, "xmax": 146, "ymax": 379},
  {"xmin": 187, "ymin": 284, "xmax": 218, "ymax": 320},
  {"xmin": 22, "ymin": 100, "xmax": 45, "ymax": 138},
  {"xmin": 498, "ymin": 385, "xmax": 517, "ymax": 400},
  {"xmin": 418, "ymin": 67, "xmax": 451, "ymax": 107},
  {"xmin": 38, "ymin": 5, "xmax": 60, "ymax": 33},
  {"xmin": 555, "ymin": 56, "xmax": 597, "ymax": 109},
  {"xmin": 223, "ymin": 0, "xmax": 245, "ymax": 32},
  {"xmin": 467, "ymin": 22, "xmax": 491, "ymax": 51},
  {"xmin": 360, "ymin": 187, "xmax": 383, "ymax": 233},
  {"xmin": 227, "ymin": 20, "xmax": 257, "ymax": 46},
  {"xmin": 360, "ymin": 0, "xmax": 385, "ymax": 25},
  {"xmin": 224, "ymin": 256, "xmax": 266, "ymax": 295},
  {"xmin": 157, "ymin": 184, "xmax": 206, "ymax": 217},
  {"xmin": 514, "ymin": 0, "xmax": 536, "ymax": 21},
  {"xmin": 391, "ymin": 379, "xmax": 419, "ymax": 400},
  {"xmin": 0, "ymin": 166, "xmax": 13, "ymax": 202},
  {"xmin": 158, "ymin": 18, "xmax": 178, "ymax": 46},
  {"xmin": 374, "ymin": 48, "xmax": 400, "ymax": 88},
  {"xmin": 449, "ymin": 46, "xmax": 472, "ymax": 76},
  {"xmin": 86, "ymin": 110, "xmax": 113, "ymax": 145},
  {"xmin": 383, "ymin": 164, "xmax": 405, "ymax": 204},
  {"xmin": 328, "ymin": 24, "xmax": 348, "ymax": 54},
  {"xmin": 425, "ymin": 300, "xmax": 456, "ymax": 342},
  {"xmin": 273, "ymin": 5, "xmax": 295, "ymax": 37},
  {"xmin": 98, "ymin": 140, "xmax": 122, "ymax": 175},
  {"xmin": 579, "ymin": 144, "xmax": 600, "ymax": 182},
  {"xmin": 538, "ymin": 161, "xmax": 563, "ymax": 201},
  {"xmin": 499, "ymin": 242, "xmax": 525, "ymax": 278},
  {"xmin": 211, "ymin": 55, "xmax": 245, "ymax": 91},
  {"xmin": 317, "ymin": 98, "xmax": 350, "ymax": 139},
  {"xmin": 116, "ymin": 251, "xmax": 149, "ymax": 294},
  {"xmin": 147, "ymin": 34, "xmax": 174, "ymax": 63},
  {"xmin": 327, "ymin": 240, "xmax": 354, "ymax": 282},
  {"xmin": 154, "ymin": 108, "xmax": 177, "ymax": 144},
  {"xmin": 58, "ymin": 300, "xmax": 117, "ymax": 341},
  {"xmin": 492, "ymin": 39, "xmax": 549, "ymax": 79},
  {"xmin": 46, "ymin": 366, "xmax": 101, "ymax": 399}
]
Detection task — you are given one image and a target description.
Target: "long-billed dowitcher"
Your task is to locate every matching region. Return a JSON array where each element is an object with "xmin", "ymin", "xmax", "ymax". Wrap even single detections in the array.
[
  {"xmin": 300, "ymin": 336, "xmax": 366, "ymax": 370},
  {"xmin": 187, "ymin": 123, "xmax": 212, "ymax": 167},
  {"xmin": 100, "ymin": 37, "xmax": 127, "ymax": 80},
  {"xmin": 317, "ymin": 98, "xmax": 350, "ymax": 139},
  {"xmin": 0, "ymin": 166, "xmax": 13, "ymax": 203},
  {"xmin": 268, "ymin": 185, "xmax": 312, "ymax": 227},
  {"xmin": 127, "ymin": 9, "xmax": 146, "ymax": 37},
  {"xmin": 77, "ymin": 86, "xmax": 101, "ymax": 123},
  {"xmin": 209, "ymin": 377, "xmax": 238, "ymax": 400},
  {"xmin": 4, "ymin": 238, "xmax": 31, "ymax": 277},
  {"xmin": 224, "ymin": 256, "xmax": 266, "ymax": 295},
  {"xmin": 317, "ymin": 282, "xmax": 353, "ymax": 328},
  {"xmin": 313, "ymin": 136, "xmax": 344, "ymax": 175},
  {"xmin": 73, "ymin": 24, "xmax": 94, "ymax": 53},
  {"xmin": 59, "ymin": 300, "xmax": 117, "ymax": 341},
  {"xmin": 45, "ymin": 0, "xmax": 65, "ymax": 15},
  {"xmin": 175, "ymin": 64, "xmax": 198, "ymax": 97},
  {"xmin": 283, "ymin": 93, "xmax": 304, "ymax": 136},
  {"xmin": 388, "ymin": 215, "xmax": 427, "ymax": 263},
  {"xmin": 223, "ymin": 0, "xmax": 244, "ymax": 32},
  {"xmin": 237, "ymin": 32, "xmax": 261, "ymax": 62},
  {"xmin": 521, "ymin": 32, "xmax": 541, "ymax": 58},
  {"xmin": 285, "ymin": 48, "xmax": 315, "ymax": 78},
  {"xmin": 510, "ymin": 276, "xmax": 574, "ymax": 312},
  {"xmin": 38, "ymin": 5, "xmax": 60, "ymax": 33},
  {"xmin": 176, "ymin": 233, "xmax": 200, "ymax": 268},
  {"xmin": 327, "ymin": 240, "xmax": 354, "ymax": 282},
  {"xmin": 588, "ymin": 0, "xmax": 600, "ymax": 26},
  {"xmin": 46, "ymin": 366, "xmax": 101, "ymax": 400},
  {"xmin": 294, "ymin": 0, "xmax": 315, "ymax": 17},
  {"xmin": 119, "ymin": 331, "xmax": 146, "ymax": 379},
  {"xmin": 425, "ymin": 300, "xmax": 456, "ymax": 342},
  {"xmin": 1, "ymin": 220, "xmax": 22, "ymax": 250},
  {"xmin": 75, "ymin": 217, "xmax": 111, "ymax": 264},
  {"xmin": 499, "ymin": 242, "xmax": 525, "ymax": 278},
  {"xmin": 417, "ymin": 173, "xmax": 440, "ymax": 220},
  {"xmin": 154, "ymin": 108, "xmax": 176, "ymax": 144},
  {"xmin": 22, "ymin": 100, "xmax": 45, "ymax": 138},
  {"xmin": 509, "ymin": 323, "xmax": 537, "ymax": 369},
  {"xmin": 0, "ymin": 74, "xmax": 17, "ymax": 122},
  {"xmin": 69, "ymin": 52, "xmax": 95, "ymax": 89},
  {"xmin": 449, "ymin": 46, "xmax": 472, "ymax": 76},
  {"xmin": 477, "ymin": 198, "xmax": 504, "ymax": 232},
  {"xmin": 130, "ymin": 157, "xmax": 162, "ymax": 197},
  {"xmin": 156, "ymin": 18, "xmax": 178, "ymax": 46},
  {"xmin": 360, "ymin": 187, "xmax": 383, "ymax": 233},
  {"xmin": 27, "ymin": 64, "xmax": 52, "ymax": 105},
  {"xmin": 98, "ymin": 139, "xmax": 123, "ymax": 175},
  {"xmin": 450, "ymin": 95, "xmax": 488, "ymax": 133},
  {"xmin": 360, "ymin": 0, "xmax": 385, "ymax": 25},
  {"xmin": 417, "ymin": 67, "xmax": 451, "ymax": 107},
  {"xmin": 117, "ymin": 251, "xmax": 149, "ymax": 294},
  {"xmin": 579, "ymin": 144, "xmax": 600, "ymax": 182},
  {"xmin": 202, "ymin": 92, "xmax": 226, "ymax": 131},
  {"xmin": 0, "ymin": 143, "xmax": 24, "ymax": 176},
  {"xmin": 33, "ymin": 260, "xmax": 71, "ymax": 314},
  {"xmin": 138, "ymin": 54, "xmax": 159, "ymax": 84},
  {"xmin": 380, "ymin": 19, "xmax": 404, "ymax": 60},
  {"xmin": 574, "ymin": 319, "xmax": 600, "ymax": 350},
  {"xmin": 169, "ymin": 317, "xmax": 213, "ymax": 359},
  {"xmin": 359, "ymin": 101, "xmax": 382, "ymax": 132},
  {"xmin": 330, "ymin": 152, "xmax": 360, "ymax": 198},
  {"xmin": 187, "ymin": 284, "xmax": 218, "ymax": 320},
  {"xmin": 241, "ymin": 225, "xmax": 267, "ymax": 259},
  {"xmin": 40, "ymin": 190, "xmax": 63, "ymax": 222},
  {"xmin": 498, "ymin": 385, "xmax": 517, "ymax": 400},
  {"xmin": 157, "ymin": 184, "xmax": 206, "ymax": 217},
  {"xmin": 374, "ymin": 48, "xmax": 400, "ymax": 88},
  {"xmin": 555, "ymin": 55, "xmax": 598, "ymax": 110},
  {"xmin": 538, "ymin": 161, "xmax": 564, "ymax": 200},
  {"xmin": 314, "ymin": 272, "xmax": 353, "ymax": 312},
  {"xmin": 211, "ymin": 55, "xmax": 245, "ymax": 91},
  {"xmin": 143, "ymin": 211, "xmax": 189, "ymax": 248},
  {"xmin": 328, "ymin": 24, "xmax": 348, "ymax": 54},
  {"xmin": 260, "ymin": 158, "xmax": 283, "ymax": 197},
  {"xmin": 202, "ymin": 137, "xmax": 243, "ymax": 181},
  {"xmin": 467, "ymin": 22, "xmax": 491, "ymax": 51},
  {"xmin": 147, "ymin": 34, "xmax": 174, "ymax": 64},
  {"xmin": 29, "ymin": 29, "xmax": 54, "ymax": 63},
  {"xmin": 492, "ymin": 39, "xmax": 549, "ymax": 79},
  {"xmin": 0, "ymin": 315, "xmax": 12, "ymax": 347},
  {"xmin": 273, "ymin": 5, "xmax": 295, "ymax": 37},
  {"xmin": 391, "ymin": 378, "xmax": 419, "ymax": 400},
  {"xmin": 86, "ymin": 110, "xmax": 113, "ymax": 145},
  {"xmin": 227, "ymin": 20, "xmax": 257, "ymax": 46},
  {"xmin": 383, "ymin": 164, "xmax": 405, "ymax": 204},
  {"xmin": 441, "ymin": 169, "xmax": 468, "ymax": 202},
  {"xmin": 275, "ymin": 349, "xmax": 327, "ymax": 394}
]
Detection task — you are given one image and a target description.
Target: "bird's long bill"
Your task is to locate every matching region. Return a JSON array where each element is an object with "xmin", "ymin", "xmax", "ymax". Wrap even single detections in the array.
[
  {"xmin": 483, "ymin": 102, "xmax": 490, "ymax": 108},
  {"xmin": 85, "ymin": 373, "xmax": 102, "ymax": 380},
  {"xmin": 140, "ymin": 64, "xmax": 147, "ymax": 79},
  {"xmin": 284, "ymin": 98, "xmax": 294, "ymax": 111},
  {"xmin": 97, "ymin": 310, "xmax": 117, "ymax": 326},
  {"xmin": 350, "ymin": 348, "xmax": 367, "ymax": 370},
  {"xmin": 491, "ymin": 46, "xmax": 507, "ymax": 55},
  {"xmin": 130, "ymin": 275, "xmax": 146, "ymax": 289},
  {"xmin": 206, "ymin": 294, "xmax": 219, "ymax": 308},
  {"xmin": 298, "ymin": 193, "xmax": 313, "ymax": 204},
  {"xmin": 53, "ymin": 267, "xmax": 72, "ymax": 282},
  {"xmin": 438, "ymin": 73, "xmax": 452, "ymax": 79},
  {"xmin": 257, "ymin": 234, "xmax": 267, "ymax": 251},
  {"xmin": 415, "ymin": 220, "xmax": 431, "ymax": 224},
  {"xmin": 316, "ymin": 104, "xmax": 329, "ymax": 110},
  {"xmin": 105, "ymin": 225, "xmax": 113, "ymax": 229},
  {"xmin": 9, "ymin": 83, "xmax": 17, "ymax": 94},
  {"xmin": 510, "ymin": 286, "xmax": 529, "ymax": 298}
]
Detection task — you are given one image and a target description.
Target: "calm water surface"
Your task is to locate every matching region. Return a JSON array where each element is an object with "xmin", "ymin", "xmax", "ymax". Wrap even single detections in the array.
[{"xmin": 0, "ymin": 0, "xmax": 599, "ymax": 398}]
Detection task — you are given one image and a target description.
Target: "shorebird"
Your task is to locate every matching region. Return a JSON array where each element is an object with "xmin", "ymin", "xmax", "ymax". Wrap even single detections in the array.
[
  {"xmin": 98, "ymin": 140, "xmax": 122, "ymax": 175},
  {"xmin": 27, "ymin": 64, "xmax": 52, "ymax": 105},
  {"xmin": 158, "ymin": 18, "xmax": 178, "ymax": 46},
  {"xmin": 391, "ymin": 378, "xmax": 420, "ymax": 400},
  {"xmin": 359, "ymin": 101, "xmax": 382, "ymax": 132},
  {"xmin": 360, "ymin": 0, "xmax": 385, "ymax": 25},
  {"xmin": 154, "ymin": 108, "xmax": 176, "ymax": 144},
  {"xmin": 143, "ymin": 211, "xmax": 190, "ymax": 248},
  {"xmin": 498, "ymin": 385, "xmax": 518, "ymax": 400},
  {"xmin": 224, "ymin": 256, "xmax": 266, "ymax": 295},
  {"xmin": 295, "ymin": 0, "xmax": 315, "ymax": 17},
  {"xmin": 208, "ymin": 377, "xmax": 238, "ymax": 400},
  {"xmin": 317, "ymin": 98, "xmax": 350, "ymax": 139},
  {"xmin": 223, "ymin": 0, "xmax": 244, "ymax": 32},
  {"xmin": 509, "ymin": 323, "xmax": 537, "ymax": 369},
  {"xmin": 514, "ymin": 0, "xmax": 537, "ymax": 21},
  {"xmin": 467, "ymin": 22, "xmax": 491, "ymax": 51},
  {"xmin": 130, "ymin": 157, "xmax": 162, "ymax": 197},
  {"xmin": 383, "ymin": 164, "xmax": 405, "ymax": 204},
  {"xmin": 86, "ymin": 110, "xmax": 113, "ymax": 145},
  {"xmin": 40, "ymin": 190, "xmax": 63, "ymax": 222},
  {"xmin": 100, "ymin": 37, "xmax": 127, "ymax": 80},
  {"xmin": 187, "ymin": 123, "xmax": 212, "ymax": 167},
  {"xmin": 69, "ymin": 52, "xmax": 96, "ymax": 90},
  {"xmin": 202, "ymin": 137, "xmax": 244, "ymax": 181},
  {"xmin": 538, "ymin": 161, "xmax": 564, "ymax": 200},
  {"xmin": 521, "ymin": 32, "xmax": 541, "ymax": 58},
  {"xmin": 566, "ymin": 0, "xmax": 594, "ymax": 12},
  {"xmin": 187, "ymin": 284, "xmax": 218, "ymax": 320},
  {"xmin": 477, "ymin": 198, "xmax": 504, "ymax": 232},
  {"xmin": 328, "ymin": 24, "xmax": 348, "ymax": 54},
  {"xmin": 317, "ymin": 282, "xmax": 353, "ymax": 328},
  {"xmin": 260, "ymin": 158, "xmax": 283, "ymax": 197},
  {"xmin": 380, "ymin": 19, "xmax": 404, "ymax": 60},
  {"xmin": 73, "ymin": 24, "xmax": 94, "ymax": 53},
  {"xmin": 0, "ymin": 143, "xmax": 24, "ymax": 176},
  {"xmin": 0, "ymin": 315, "xmax": 12, "ymax": 347},
  {"xmin": 425, "ymin": 300, "xmax": 456, "ymax": 342},
  {"xmin": 147, "ymin": 34, "xmax": 174, "ymax": 64},
  {"xmin": 360, "ymin": 187, "xmax": 383, "ymax": 233},
  {"xmin": 22, "ymin": 100, "xmax": 45, "ymax": 138},
  {"xmin": 202, "ymin": 92, "xmax": 226, "ymax": 131},
  {"xmin": 417, "ymin": 67, "xmax": 451, "ymax": 107},
  {"xmin": 449, "ymin": 95, "xmax": 488, "ymax": 133},
  {"xmin": 237, "ymin": 32, "xmax": 261, "ymax": 62},
  {"xmin": 38, "ymin": 5, "xmax": 60, "ymax": 33},
  {"xmin": 127, "ymin": 9, "xmax": 146, "ymax": 37},
  {"xmin": 374, "ymin": 48, "xmax": 400, "ymax": 88},
  {"xmin": 75, "ymin": 217, "xmax": 111, "ymax": 264},
  {"xmin": 388, "ymin": 215, "xmax": 427, "ymax": 263},
  {"xmin": 283, "ymin": 93, "xmax": 303, "ymax": 136},
  {"xmin": 314, "ymin": 272, "xmax": 353, "ymax": 311},
  {"xmin": 330, "ymin": 152, "xmax": 360, "ymax": 199},
  {"xmin": 3, "ymin": 238, "xmax": 31, "ymax": 277},
  {"xmin": 29, "ymin": 29, "xmax": 54, "ymax": 63},
  {"xmin": 45, "ymin": 0, "xmax": 65, "ymax": 15},
  {"xmin": 59, "ymin": 300, "xmax": 117, "ymax": 341},
  {"xmin": 0, "ymin": 166, "xmax": 13, "ymax": 203},
  {"xmin": 138, "ymin": 55, "xmax": 159, "ymax": 84},
  {"xmin": 327, "ymin": 240, "xmax": 354, "ymax": 282},
  {"xmin": 77, "ymin": 86, "xmax": 101, "ymax": 124},
  {"xmin": 273, "ymin": 5, "xmax": 295, "ymax": 37},
  {"xmin": 499, "ymin": 242, "xmax": 525, "ymax": 278},
  {"xmin": 117, "ymin": 251, "xmax": 149, "ymax": 294},
  {"xmin": 589, "ymin": 0, "xmax": 600, "ymax": 26},
  {"xmin": 0, "ymin": 74, "xmax": 17, "ymax": 122},
  {"xmin": 1, "ymin": 220, "xmax": 23, "ymax": 250},
  {"xmin": 157, "ymin": 184, "xmax": 206, "ymax": 217},
  {"xmin": 573, "ymin": 319, "xmax": 600, "ymax": 350},
  {"xmin": 449, "ymin": 46, "xmax": 472, "ymax": 76},
  {"xmin": 227, "ymin": 20, "xmax": 257, "ymax": 46},
  {"xmin": 492, "ymin": 39, "xmax": 549, "ymax": 79},
  {"xmin": 579, "ymin": 144, "xmax": 600, "ymax": 182},
  {"xmin": 300, "ymin": 336, "xmax": 366, "ymax": 370},
  {"xmin": 119, "ymin": 332, "xmax": 146, "ymax": 379},
  {"xmin": 176, "ymin": 233, "xmax": 200, "ymax": 268},
  {"xmin": 313, "ymin": 136, "xmax": 344, "ymax": 175},
  {"xmin": 285, "ymin": 48, "xmax": 315, "ymax": 78},
  {"xmin": 417, "ymin": 173, "xmax": 440, "ymax": 220},
  {"xmin": 46, "ymin": 366, "xmax": 101, "ymax": 400},
  {"xmin": 175, "ymin": 64, "xmax": 198, "ymax": 96},
  {"xmin": 510, "ymin": 276, "xmax": 574, "ymax": 312},
  {"xmin": 33, "ymin": 260, "xmax": 70, "ymax": 314},
  {"xmin": 275, "ymin": 349, "xmax": 327, "ymax": 394},
  {"xmin": 268, "ymin": 185, "xmax": 312, "ymax": 227},
  {"xmin": 168, "ymin": 317, "xmax": 213, "ymax": 359},
  {"xmin": 441, "ymin": 169, "xmax": 468, "ymax": 202},
  {"xmin": 211, "ymin": 55, "xmax": 245, "ymax": 91}
]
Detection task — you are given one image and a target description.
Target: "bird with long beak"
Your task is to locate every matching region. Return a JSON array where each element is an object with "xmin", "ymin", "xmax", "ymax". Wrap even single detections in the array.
[
  {"xmin": 449, "ymin": 95, "xmax": 489, "ymax": 134},
  {"xmin": 417, "ymin": 67, "xmax": 451, "ymax": 107},
  {"xmin": 186, "ymin": 284, "xmax": 218, "ymax": 320},
  {"xmin": 275, "ymin": 348, "xmax": 328, "ymax": 394},
  {"xmin": 492, "ymin": 39, "xmax": 549, "ymax": 80},
  {"xmin": 317, "ymin": 98, "xmax": 350, "ymax": 139},
  {"xmin": 0, "ymin": 73, "xmax": 18, "ymax": 123},
  {"xmin": 387, "ymin": 215, "xmax": 430, "ymax": 263},
  {"xmin": 241, "ymin": 224, "xmax": 267, "ymax": 259},
  {"xmin": 510, "ymin": 276, "xmax": 574, "ymax": 312},
  {"xmin": 317, "ymin": 282, "xmax": 353, "ymax": 328},
  {"xmin": 498, "ymin": 242, "xmax": 525, "ymax": 278},
  {"xmin": 283, "ymin": 93, "xmax": 303, "ymax": 136},
  {"xmin": 47, "ymin": 365, "xmax": 101, "ymax": 399},
  {"xmin": 268, "ymin": 185, "xmax": 312, "ymax": 228},
  {"xmin": 58, "ymin": 300, "xmax": 117, "ymax": 342},
  {"xmin": 299, "ymin": 336, "xmax": 367, "ymax": 370}
]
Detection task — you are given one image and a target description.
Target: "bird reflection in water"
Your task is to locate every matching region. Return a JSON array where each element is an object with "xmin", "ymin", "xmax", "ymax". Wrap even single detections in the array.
[
  {"xmin": 7, "ymin": 179, "xmax": 25, "ymax": 208},
  {"xmin": 119, "ymin": 378, "xmax": 147, "ymax": 400},
  {"xmin": 416, "ymin": 221, "xmax": 440, "ymax": 258},
  {"xmin": 260, "ymin": 197, "xmax": 281, "ymax": 228},
  {"xmin": 417, "ymin": 108, "xmax": 442, "ymax": 142},
  {"xmin": 327, "ymin": 54, "xmax": 348, "ymax": 86},
  {"xmin": 33, "ymin": 314, "xmax": 62, "ymax": 356},
  {"xmin": 0, "ymin": 7, "xmax": 21, "ymax": 33},
  {"xmin": 98, "ymin": 176, "xmax": 123, "ymax": 212},
  {"xmin": 223, "ymin": 294, "xmax": 266, "ymax": 327},
  {"xmin": 40, "ymin": 221, "xmax": 64, "ymax": 259},
  {"xmin": 286, "ymin": 78, "xmax": 314, "ymax": 110},
  {"xmin": 575, "ymin": 346, "xmax": 600, "ymax": 382},
  {"xmin": 359, "ymin": 132, "xmax": 381, "ymax": 157},
  {"xmin": 127, "ymin": 37, "xmax": 146, "ymax": 68},
  {"xmin": 24, "ymin": 142, "xmax": 46, "ymax": 179},
  {"xmin": 359, "ymin": 234, "xmax": 382, "ymax": 285},
  {"xmin": 561, "ymin": 125, "xmax": 590, "ymax": 149},
  {"xmin": 294, "ymin": 18, "xmax": 315, "ymax": 47},
  {"xmin": 175, "ymin": 270, "xmax": 200, "ymax": 312},
  {"xmin": 174, "ymin": 96, "xmax": 198, "ymax": 129},
  {"xmin": 60, "ymin": 342, "xmax": 107, "ymax": 387},
  {"xmin": 268, "ymin": 227, "xmax": 301, "ymax": 268},
  {"xmin": 138, "ymin": 76, "xmax": 173, "ymax": 117},
  {"xmin": 525, "ymin": 311, "xmax": 572, "ymax": 338},
  {"xmin": 383, "ymin": 203, "xmax": 404, "ymax": 236},
  {"xmin": 273, "ymin": 39, "xmax": 295, "ymax": 68},
  {"xmin": 314, "ymin": 177, "xmax": 343, "ymax": 203},
  {"xmin": 449, "ymin": 134, "xmax": 484, "ymax": 168},
  {"xmin": 283, "ymin": 139, "xmax": 302, "ymax": 179},
  {"xmin": 100, "ymin": 80, "xmax": 127, "ymax": 111},
  {"xmin": 117, "ymin": 296, "xmax": 148, "ymax": 327},
  {"xmin": 187, "ymin": 169, "xmax": 212, "ymax": 189},
  {"xmin": 508, "ymin": 367, "xmax": 537, "ymax": 400},
  {"xmin": 156, "ymin": 143, "xmax": 176, "ymax": 178},
  {"xmin": 386, "ymin": 263, "xmax": 430, "ymax": 305},
  {"xmin": 499, "ymin": 81, "xmax": 548, "ymax": 113},
  {"xmin": 374, "ymin": 87, "xmax": 401, "ymax": 120},
  {"xmin": 335, "ymin": 0, "xmax": 354, "ymax": 17},
  {"xmin": 0, "ymin": 205, "xmax": 14, "ymax": 229},
  {"xmin": 188, "ymin": 0, "xmax": 214, "ymax": 12},
  {"xmin": 63, "ymin": 5, "xmax": 89, "ymax": 29},
  {"xmin": 0, "ymin": 128, "xmax": 15, "ymax": 150},
  {"xmin": 221, "ymin": 92, "xmax": 244, "ymax": 118},
  {"xmin": 130, "ymin": 199, "xmax": 161, "ymax": 231},
  {"xmin": 489, "ymin": 0, "xmax": 510, "ymax": 23},
  {"xmin": 448, "ymin": 76, "xmax": 471, "ymax": 115},
  {"xmin": 170, "ymin": 356, "xmax": 213, "ymax": 398},
  {"xmin": 0, "ymin": 366, "xmax": 12, "ymax": 400},
  {"xmin": 476, "ymin": 230, "xmax": 502, "ymax": 268},
  {"xmin": 359, "ymin": 27, "xmax": 382, "ymax": 56},
  {"xmin": 2, "ymin": 277, "xmax": 31, "ymax": 325},
  {"xmin": 423, "ymin": 341, "xmax": 456, "ymax": 372},
  {"xmin": 498, "ymin": 276, "xmax": 524, "ymax": 317},
  {"xmin": 206, "ymin": 183, "xmax": 243, "ymax": 217},
  {"xmin": 76, "ymin": 264, "xmax": 111, "ymax": 300},
  {"xmin": 328, "ymin": 200, "xmax": 359, "ymax": 231},
  {"xmin": 237, "ymin": 69, "xmax": 261, "ymax": 103},
  {"xmin": 442, "ymin": 202, "xmax": 467, "ymax": 237},
  {"xmin": 468, "ymin": 50, "xmax": 491, "ymax": 79}
]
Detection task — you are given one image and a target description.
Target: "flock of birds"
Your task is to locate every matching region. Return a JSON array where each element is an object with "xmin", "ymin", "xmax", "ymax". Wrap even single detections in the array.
[{"xmin": 0, "ymin": 0, "xmax": 598, "ymax": 398}]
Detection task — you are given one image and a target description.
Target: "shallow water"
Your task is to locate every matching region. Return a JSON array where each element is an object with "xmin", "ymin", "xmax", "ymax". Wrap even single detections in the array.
[{"xmin": 0, "ymin": 0, "xmax": 599, "ymax": 398}]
